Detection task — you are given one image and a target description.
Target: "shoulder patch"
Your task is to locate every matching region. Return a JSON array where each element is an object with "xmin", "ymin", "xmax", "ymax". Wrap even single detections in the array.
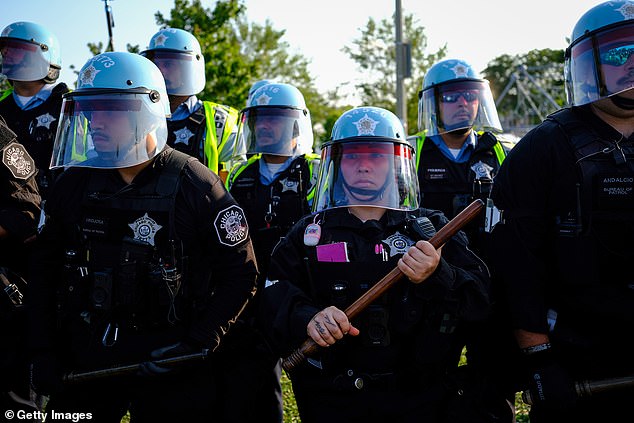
[
  {"xmin": 2, "ymin": 142, "xmax": 35, "ymax": 180},
  {"xmin": 214, "ymin": 204, "xmax": 249, "ymax": 247}
]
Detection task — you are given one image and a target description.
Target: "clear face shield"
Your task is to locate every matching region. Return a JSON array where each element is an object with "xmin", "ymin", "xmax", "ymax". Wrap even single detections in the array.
[
  {"xmin": 142, "ymin": 50, "xmax": 204, "ymax": 96},
  {"xmin": 50, "ymin": 91, "xmax": 168, "ymax": 169},
  {"xmin": 419, "ymin": 80, "xmax": 502, "ymax": 136},
  {"xmin": 0, "ymin": 38, "xmax": 51, "ymax": 81},
  {"xmin": 238, "ymin": 106, "xmax": 313, "ymax": 156},
  {"xmin": 312, "ymin": 140, "xmax": 420, "ymax": 213},
  {"xmin": 566, "ymin": 21, "xmax": 634, "ymax": 106}
]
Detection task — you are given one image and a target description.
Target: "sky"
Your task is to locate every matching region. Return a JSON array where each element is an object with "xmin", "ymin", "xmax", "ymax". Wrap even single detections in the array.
[{"xmin": 2, "ymin": 0, "xmax": 604, "ymax": 105}]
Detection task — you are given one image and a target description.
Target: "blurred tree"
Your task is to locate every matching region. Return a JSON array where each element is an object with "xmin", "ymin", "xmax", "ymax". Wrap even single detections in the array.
[
  {"xmin": 342, "ymin": 12, "xmax": 447, "ymax": 134},
  {"xmin": 79, "ymin": 0, "xmax": 346, "ymax": 145},
  {"xmin": 483, "ymin": 48, "xmax": 565, "ymax": 134}
]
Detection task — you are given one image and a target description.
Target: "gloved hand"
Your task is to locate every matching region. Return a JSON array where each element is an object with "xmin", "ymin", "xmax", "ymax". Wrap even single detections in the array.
[
  {"xmin": 30, "ymin": 354, "xmax": 63, "ymax": 395},
  {"xmin": 524, "ymin": 345, "xmax": 577, "ymax": 409},
  {"xmin": 138, "ymin": 341, "xmax": 198, "ymax": 377}
]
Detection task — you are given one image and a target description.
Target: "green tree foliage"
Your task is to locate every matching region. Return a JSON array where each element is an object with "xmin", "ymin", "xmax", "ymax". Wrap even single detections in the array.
[
  {"xmin": 483, "ymin": 48, "xmax": 565, "ymax": 131},
  {"xmin": 342, "ymin": 12, "xmax": 447, "ymax": 134},
  {"xmin": 155, "ymin": 0, "xmax": 342, "ymax": 143}
]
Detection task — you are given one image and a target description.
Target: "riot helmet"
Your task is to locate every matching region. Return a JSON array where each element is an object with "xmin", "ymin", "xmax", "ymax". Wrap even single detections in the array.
[
  {"xmin": 313, "ymin": 106, "xmax": 419, "ymax": 213},
  {"xmin": 565, "ymin": 1, "xmax": 634, "ymax": 107},
  {"xmin": 418, "ymin": 59, "xmax": 502, "ymax": 136},
  {"xmin": 237, "ymin": 83, "xmax": 313, "ymax": 157},
  {"xmin": 0, "ymin": 21, "xmax": 61, "ymax": 83},
  {"xmin": 246, "ymin": 79, "xmax": 271, "ymax": 106},
  {"xmin": 141, "ymin": 28, "xmax": 205, "ymax": 96},
  {"xmin": 50, "ymin": 52, "xmax": 170, "ymax": 170}
]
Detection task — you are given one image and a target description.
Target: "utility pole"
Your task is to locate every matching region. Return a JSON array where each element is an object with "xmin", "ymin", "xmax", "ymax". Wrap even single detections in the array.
[
  {"xmin": 102, "ymin": 0, "xmax": 115, "ymax": 52},
  {"xmin": 395, "ymin": 0, "xmax": 410, "ymax": 133}
]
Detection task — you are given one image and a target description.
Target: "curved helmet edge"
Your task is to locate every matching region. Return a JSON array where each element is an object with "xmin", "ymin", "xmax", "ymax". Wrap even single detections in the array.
[{"xmin": 51, "ymin": 52, "xmax": 169, "ymax": 170}]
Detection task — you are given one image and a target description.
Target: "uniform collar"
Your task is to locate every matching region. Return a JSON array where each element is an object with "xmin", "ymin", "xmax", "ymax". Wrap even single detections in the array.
[
  {"xmin": 169, "ymin": 95, "xmax": 201, "ymax": 121},
  {"xmin": 428, "ymin": 131, "xmax": 476, "ymax": 163}
]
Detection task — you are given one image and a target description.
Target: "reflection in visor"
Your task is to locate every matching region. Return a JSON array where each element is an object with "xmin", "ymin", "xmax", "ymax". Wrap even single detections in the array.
[
  {"xmin": 72, "ymin": 98, "xmax": 143, "ymax": 112},
  {"xmin": 0, "ymin": 39, "xmax": 40, "ymax": 53},
  {"xmin": 600, "ymin": 44, "xmax": 634, "ymax": 66},
  {"xmin": 143, "ymin": 50, "xmax": 194, "ymax": 62}
]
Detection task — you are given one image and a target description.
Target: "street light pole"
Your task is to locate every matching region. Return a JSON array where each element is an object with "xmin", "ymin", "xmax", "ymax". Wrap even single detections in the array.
[{"xmin": 395, "ymin": 0, "xmax": 408, "ymax": 133}]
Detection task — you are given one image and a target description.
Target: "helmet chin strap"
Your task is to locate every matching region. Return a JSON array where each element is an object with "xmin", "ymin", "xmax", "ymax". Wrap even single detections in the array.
[
  {"xmin": 610, "ymin": 95, "xmax": 634, "ymax": 111},
  {"xmin": 342, "ymin": 178, "xmax": 389, "ymax": 203}
]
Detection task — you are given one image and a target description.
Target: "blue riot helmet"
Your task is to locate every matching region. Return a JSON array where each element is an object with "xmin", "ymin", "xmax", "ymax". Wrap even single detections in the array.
[
  {"xmin": 141, "ymin": 28, "xmax": 205, "ymax": 96},
  {"xmin": 313, "ymin": 106, "xmax": 419, "ymax": 213},
  {"xmin": 419, "ymin": 59, "xmax": 502, "ymax": 136},
  {"xmin": 565, "ymin": 1, "xmax": 634, "ymax": 107},
  {"xmin": 238, "ymin": 82, "xmax": 314, "ymax": 157},
  {"xmin": 50, "ymin": 52, "xmax": 170, "ymax": 169},
  {"xmin": 0, "ymin": 21, "xmax": 61, "ymax": 83},
  {"xmin": 247, "ymin": 79, "xmax": 271, "ymax": 106}
]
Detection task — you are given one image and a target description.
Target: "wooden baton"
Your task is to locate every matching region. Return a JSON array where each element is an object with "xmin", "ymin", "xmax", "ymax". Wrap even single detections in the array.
[{"xmin": 282, "ymin": 199, "xmax": 485, "ymax": 372}]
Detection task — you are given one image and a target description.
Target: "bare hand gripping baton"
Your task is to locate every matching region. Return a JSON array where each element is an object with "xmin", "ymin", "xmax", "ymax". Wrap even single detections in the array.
[{"xmin": 282, "ymin": 199, "xmax": 485, "ymax": 372}]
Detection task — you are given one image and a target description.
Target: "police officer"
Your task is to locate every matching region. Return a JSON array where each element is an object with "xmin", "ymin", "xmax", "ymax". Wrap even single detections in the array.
[
  {"xmin": 221, "ymin": 82, "xmax": 318, "ymax": 423},
  {"xmin": 0, "ymin": 116, "xmax": 41, "ymax": 416},
  {"xmin": 413, "ymin": 58, "xmax": 506, "ymax": 255},
  {"xmin": 141, "ymin": 28, "xmax": 242, "ymax": 178},
  {"xmin": 413, "ymin": 59, "xmax": 516, "ymax": 421},
  {"xmin": 260, "ymin": 106, "xmax": 491, "ymax": 423},
  {"xmin": 0, "ymin": 22, "xmax": 70, "ymax": 199},
  {"xmin": 28, "ymin": 52, "xmax": 257, "ymax": 422},
  {"xmin": 490, "ymin": 2, "xmax": 634, "ymax": 422}
]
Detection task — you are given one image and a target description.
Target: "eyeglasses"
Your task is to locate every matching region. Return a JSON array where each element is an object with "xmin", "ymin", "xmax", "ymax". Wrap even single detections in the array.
[
  {"xmin": 440, "ymin": 91, "xmax": 479, "ymax": 103},
  {"xmin": 600, "ymin": 44, "xmax": 634, "ymax": 66}
]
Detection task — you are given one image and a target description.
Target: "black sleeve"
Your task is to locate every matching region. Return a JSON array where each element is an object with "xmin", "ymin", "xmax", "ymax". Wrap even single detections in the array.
[
  {"xmin": 0, "ymin": 161, "xmax": 41, "ymax": 241},
  {"xmin": 178, "ymin": 161, "xmax": 258, "ymax": 350},
  {"xmin": 258, "ymin": 217, "xmax": 320, "ymax": 356}
]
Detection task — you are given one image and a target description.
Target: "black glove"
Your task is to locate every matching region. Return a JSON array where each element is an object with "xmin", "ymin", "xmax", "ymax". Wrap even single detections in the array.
[
  {"xmin": 30, "ymin": 354, "xmax": 63, "ymax": 395},
  {"xmin": 139, "ymin": 341, "xmax": 198, "ymax": 377},
  {"xmin": 524, "ymin": 345, "xmax": 577, "ymax": 409}
]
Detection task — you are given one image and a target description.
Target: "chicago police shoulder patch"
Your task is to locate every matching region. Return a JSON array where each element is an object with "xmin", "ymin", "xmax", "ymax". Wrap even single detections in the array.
[
  {"xmin": 214, "ymin": 204, "xmax": 249, "ymax": 247},
  {"xmin": 2, "ymin": 142, "xmax": 35, "ymax": 180}
]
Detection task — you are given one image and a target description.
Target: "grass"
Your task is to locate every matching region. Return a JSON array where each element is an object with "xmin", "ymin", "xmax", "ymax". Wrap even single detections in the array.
[{"xmin": 120, "ymin": 356, "xmax": 531, "ymax": 423}]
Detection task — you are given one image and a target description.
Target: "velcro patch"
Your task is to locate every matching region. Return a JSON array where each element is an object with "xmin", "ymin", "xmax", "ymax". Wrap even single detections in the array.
[
  {"xmin": 2, "ymin": 142, "xmax": 35, "ymax": 180},
  {"xmin": 214, "ymin": 205, "xmax": 249, "ymax": 247}
]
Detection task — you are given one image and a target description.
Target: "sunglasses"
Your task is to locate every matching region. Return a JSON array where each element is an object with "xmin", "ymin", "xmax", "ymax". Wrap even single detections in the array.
[
  {"xmin": 600, "ymin": 44, "xmax": 634, "ymax": 66},
  {"xmin": 440, "ymin": 91, "xmax": 479, "ymax": 103}
]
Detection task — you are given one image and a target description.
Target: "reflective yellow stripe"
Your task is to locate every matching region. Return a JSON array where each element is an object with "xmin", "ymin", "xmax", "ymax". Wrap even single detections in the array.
[
  {"xmin": 493, "ymin": 141, "xmax": 506, "ymax": 166},
  {"xmin": 203, "ymin": 102, "xmax": 219, "ymax": 174}
]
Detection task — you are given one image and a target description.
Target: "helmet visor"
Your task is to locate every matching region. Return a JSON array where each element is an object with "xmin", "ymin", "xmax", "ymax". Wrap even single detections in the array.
[
  {"xmin": 238, "ymin": 107, "xmax": 313, "ymax": 156},
  {"xmin": 142, "ymin": 50, "xmax": 204, "ymax": 96},
  {"xmin": 0, "ymin": 38, "xmax": 50, "ymax": 81},
  {"xmin": 50, "ymin": 92, "xmax": 168, "ymax": 169},
  {"xmin": 567, "ymin": 21, "xmax": 634, "ymax": 106},
  {"xmin": 419, "ymin": 80, "xmax": 502, "ymax": 136},
  {"xmin": 312, "ymin": 140, "xmax": 419, "ymax": 212}
]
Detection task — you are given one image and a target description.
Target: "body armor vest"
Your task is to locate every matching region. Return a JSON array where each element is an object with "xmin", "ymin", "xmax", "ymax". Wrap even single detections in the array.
[
  {"xmin": 417, "ymin": 132, "xmax": 503, "ymax": 218},
  {"xmin": 300, "ymin": 211, "xmax": 459, "ymax": 375},
  {"xmin": 167, "ymin": 106, "xmax": 207, "ymax": 164},
  {"xmin": 549, "ymin": 109, "xmax": 634, "ymax": 291},
  {"xmin": 229, "ymin": 155, "xmax": 316, "ymax": 279},
  {"xmin": 167, "ymin": 102, "xmax": 236, "ymax": 173},
  {"xmin": 417, "ymin": 132, "xmax": 504, "ymax": 258},
  {"xmin": 0, "ymin": 83, "xmax": 69, "ymax": 197},
  {"xmin": 63, "ymin": 150, "xmax": 194, "ymax": 332}
]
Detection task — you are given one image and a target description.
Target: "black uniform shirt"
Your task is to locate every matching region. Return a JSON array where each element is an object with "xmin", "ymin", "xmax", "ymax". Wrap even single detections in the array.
[
  {"xmin": 29, "ymin": 148, "xmax": 257, "ymax": 353},
  {"xmin": 260, "ymin": 207, "xmax": 490, "ymax": 361},
  {"xmin": 491, "ymin": 105, "xmax": 634, "ymax": 334}
]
